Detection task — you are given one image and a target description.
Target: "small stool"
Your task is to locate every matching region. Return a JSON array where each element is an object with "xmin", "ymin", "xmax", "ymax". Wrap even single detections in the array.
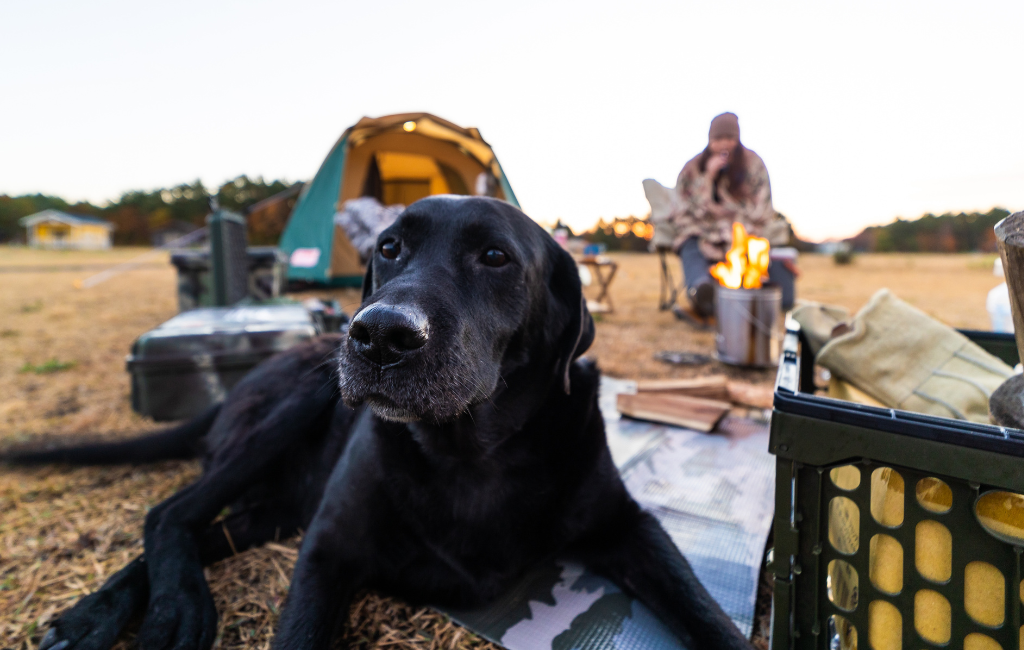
[{"xmin": 577, "ymin": 255, "xmax": 618, "ymax": 313}]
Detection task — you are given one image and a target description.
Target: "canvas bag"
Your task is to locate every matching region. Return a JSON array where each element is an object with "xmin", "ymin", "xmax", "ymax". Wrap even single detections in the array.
[
  {"xmin": 791, "ymin": 301, "xmax": 851, "ymax": 356},
  {"xmin": 816, "ymin": 289, "xmax": 1013, "ymax": 423}
]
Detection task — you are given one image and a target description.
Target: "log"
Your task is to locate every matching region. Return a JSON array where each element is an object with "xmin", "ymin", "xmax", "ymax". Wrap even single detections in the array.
[
  {"xmin": 990, "ymin": 211, "xmax": 1024, "ymax": 429},
  {"xmin": 990, "ymin": 374, "xmax": 1024, "ymax": 428},
  {"xmin": 635, "ymin": 376, "xmax": 775, "ymax": 409},
  {"xmin": 996, "ymin": 211, "xmax": 1024, "ymax": 363},
  {"xmin": 726, "ymin": 381, "xmax": 775, "ymax": 409},
  {"xmin": 616, "ymin": 392, "xmax": 731, "ymax": 432},
  {"xmin": 635, "ymin": 376, "xmax": 729, "ymax": 401}
]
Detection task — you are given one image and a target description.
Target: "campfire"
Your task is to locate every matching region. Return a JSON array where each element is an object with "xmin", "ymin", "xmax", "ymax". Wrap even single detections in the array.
[
  {"xmin": 710, "ymin": 222, "xmax": 771, "ymax": 290},
  {"xmin": 711, "ymin": 223, "xmax": 781, "ymax": 368}
]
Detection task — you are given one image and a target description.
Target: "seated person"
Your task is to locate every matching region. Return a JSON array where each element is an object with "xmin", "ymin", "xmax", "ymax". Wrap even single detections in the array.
[{"xmin": 671, "ymin": 112, "xmax": 794, "ymax": 317}]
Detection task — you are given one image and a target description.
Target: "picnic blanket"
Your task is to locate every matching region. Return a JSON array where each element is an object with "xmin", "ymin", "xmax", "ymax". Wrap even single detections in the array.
[{"xmin": 445, "ymin": 377, "xmax": 776, "ymax": 649}]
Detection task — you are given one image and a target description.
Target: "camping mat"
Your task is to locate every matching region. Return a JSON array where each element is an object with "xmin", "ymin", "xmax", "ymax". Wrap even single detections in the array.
[{"xmin": 444, "ymin": 377, "xmax": 776, "ymax": 649}]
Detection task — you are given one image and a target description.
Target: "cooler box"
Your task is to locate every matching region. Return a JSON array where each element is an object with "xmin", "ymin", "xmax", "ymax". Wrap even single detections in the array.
[
  {"xmin": 127, "ymin": 304, "xmax": 318, "ymax": 421},
  {"xmin": 171, "ymin": 246, "xmax": 288, "ymax": 312}
]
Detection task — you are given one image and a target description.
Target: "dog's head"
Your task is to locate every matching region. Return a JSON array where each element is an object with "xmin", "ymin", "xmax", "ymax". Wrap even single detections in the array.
[{"xmin": 338, "ymin": 196, "xmax": 594, "ymax": 423}]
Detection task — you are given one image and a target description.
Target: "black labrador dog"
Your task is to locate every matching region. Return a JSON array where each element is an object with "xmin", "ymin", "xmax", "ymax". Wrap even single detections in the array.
[{"xmin": 10, "ymin": 196, "xmax": 751, "ymax": 650}]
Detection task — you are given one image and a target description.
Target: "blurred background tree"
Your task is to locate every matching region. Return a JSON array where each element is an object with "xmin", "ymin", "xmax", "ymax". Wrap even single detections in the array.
[
  {"xmin": 584, "ymin": 215, "xmax": 653, "ymax": 252},
  {"xmin": 0, "ymin": 183, "xmax": 1012, "ymax": 254},
  {"xmin": 0, "ymin": 176, "xmax": 299, "ymax": 246},
  {"xmin": 846, "ymin": 208, "xmax": 1009, "ymax": 253}
]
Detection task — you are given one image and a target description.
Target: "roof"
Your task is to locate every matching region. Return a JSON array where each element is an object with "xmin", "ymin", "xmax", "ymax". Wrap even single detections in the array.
[
  {"xmin": 345, "ymin": 112, "xmax": 498, "ymax": 170},
  {"xmin": 19, "ymin": 209, "xmax": 114, "ymax": 229}
]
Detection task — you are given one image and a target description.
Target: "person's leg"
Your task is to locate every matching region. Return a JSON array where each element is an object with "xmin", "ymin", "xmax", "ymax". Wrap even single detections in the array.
[
  {"xmin": 768, "ymin": 258, "xmax": 795, "ymax": 311},
  {"xmin": 679, "ymin": 237, "xmax": 716, "ymax": 317}
]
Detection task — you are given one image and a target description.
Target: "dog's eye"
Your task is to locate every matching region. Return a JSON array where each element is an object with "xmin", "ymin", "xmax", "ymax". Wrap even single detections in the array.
[
  {"xmin": 482, "ymin": 248, "xmax": 508, "ymax": 267},
  {"xmin": 380, "ymin": 240, "xmax": 400, "ymax": 260}
]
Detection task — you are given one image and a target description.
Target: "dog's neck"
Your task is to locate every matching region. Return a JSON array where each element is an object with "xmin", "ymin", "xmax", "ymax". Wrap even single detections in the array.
[{"xmin": 403, "ymin": 357, "xmax": 576, "ymax": 461}]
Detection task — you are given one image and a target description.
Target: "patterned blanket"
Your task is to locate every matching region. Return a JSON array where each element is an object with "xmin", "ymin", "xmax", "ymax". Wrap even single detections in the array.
[{"xmin": 445, "ymin": 377, "xmax": 776, "ymax": 649}]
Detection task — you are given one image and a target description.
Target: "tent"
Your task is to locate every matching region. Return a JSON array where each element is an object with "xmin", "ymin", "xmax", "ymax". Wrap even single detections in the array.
[{"xmin": 280, "ymin": 113, "xmax": 520, "ymax": 285}]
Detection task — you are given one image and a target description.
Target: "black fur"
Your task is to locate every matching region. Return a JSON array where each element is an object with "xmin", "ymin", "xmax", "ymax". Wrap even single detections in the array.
[{"xmin": 8, "ymin": 197, "xmax": 751, "ymax": 650}]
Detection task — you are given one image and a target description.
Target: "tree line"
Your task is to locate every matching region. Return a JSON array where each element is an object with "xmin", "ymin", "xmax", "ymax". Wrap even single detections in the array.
[
  {"xmin": 2, "ymin": 180, "xmax": 1012, "ymax": 255},
  {"xmin": 0, "ymin": 176, "xmax": 299, "ymax": 246},
  {"xmin": 846, "ymin": 208, "xmax": 1011, "ymax": 253}
]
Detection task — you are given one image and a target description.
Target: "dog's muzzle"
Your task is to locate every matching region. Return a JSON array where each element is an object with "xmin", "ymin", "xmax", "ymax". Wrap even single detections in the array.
[{"xmin": 348, "ymin": 303, "xmax": 429, "ymax": 367}]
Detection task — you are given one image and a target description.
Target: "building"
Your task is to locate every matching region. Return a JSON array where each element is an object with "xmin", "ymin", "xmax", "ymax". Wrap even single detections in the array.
[{"xmin": 19, "ymin": 210, "xmax": 114, "ymax": 250}]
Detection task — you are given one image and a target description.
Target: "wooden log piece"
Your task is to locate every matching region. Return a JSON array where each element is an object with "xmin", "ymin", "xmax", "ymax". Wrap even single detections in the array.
[
  {"xmin": 725, "ymin": 381, "xmax": 775, "ymax": 410},
  {"xmin": 635, "ymin": 376, "xmax": 775, "ymax": 410},
  {"xmin": 990, "ymin": 211, "xmax": 1024, "ymax": 429},
  {"xmin": 616, "ymin": 392, "xmax": 731, "ymax": 432},
  {"xmin": 635, "ymin": 376, "xmax": 729, "ymax": 401},
  {"xmin": 995, "ymin": 211, "xmax": 1024, "ymax": 363}
]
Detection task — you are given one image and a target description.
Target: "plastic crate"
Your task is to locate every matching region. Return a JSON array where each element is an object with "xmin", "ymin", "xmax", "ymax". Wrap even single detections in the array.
[{"xmin": 769, "ymin": 318, "xmax": 1024, "ymax": 650}]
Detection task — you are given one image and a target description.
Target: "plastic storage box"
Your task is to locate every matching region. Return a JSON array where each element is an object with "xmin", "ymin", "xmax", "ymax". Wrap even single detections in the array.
[
  {"xmin": 770, "ymin": 319, "xmax": 1024, "ymax": 650},
  {"xmin": 171, "ymin": 246, "xmax": 288, "ymax": 312},
  {"xmin": 126, "ymin": 304, "xmax": 318, "ymax": 421}
]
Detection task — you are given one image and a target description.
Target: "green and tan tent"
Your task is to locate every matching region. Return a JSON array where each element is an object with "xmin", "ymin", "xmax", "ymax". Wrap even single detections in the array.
[{"xmin": 280, "ymin": 113, "xmax": 520, "ymax": 285}]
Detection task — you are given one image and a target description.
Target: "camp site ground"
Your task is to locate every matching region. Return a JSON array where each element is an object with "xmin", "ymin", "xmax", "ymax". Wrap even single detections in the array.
[{"xmin": 0, "ymin": 246, "xmax": 1005, "ymax": 649}]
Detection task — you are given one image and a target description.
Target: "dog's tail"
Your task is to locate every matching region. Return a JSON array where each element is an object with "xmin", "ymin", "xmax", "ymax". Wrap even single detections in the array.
[{"xmin": 2, "ymin": 405, "xmax": 220, "ymax": 466}]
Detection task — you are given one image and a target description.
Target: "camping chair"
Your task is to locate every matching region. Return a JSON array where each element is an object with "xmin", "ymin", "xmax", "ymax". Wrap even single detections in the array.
[{"xmin": 642, "ymin": 179, "xmax": 683, "ymax": 311}]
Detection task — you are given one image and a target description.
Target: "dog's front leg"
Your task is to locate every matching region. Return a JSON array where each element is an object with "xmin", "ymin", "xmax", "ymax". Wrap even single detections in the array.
[
  {"xmin": 574, "ymin": 502, "xmax": 753, "ymax": 650},
  {"xmin": 139, "ymin": 389, "xmax": 337, "ymax": 650},
  {"xmin": 39, "ymin": 504, "xmax": 299, "ymax": 650},
  {"xmin": 271, "ymin": 518, "xmax": 370, "ymax": 650},
  {"xmin": 273, "ymin": 419, "xmax": 379, "ymax": 650}
]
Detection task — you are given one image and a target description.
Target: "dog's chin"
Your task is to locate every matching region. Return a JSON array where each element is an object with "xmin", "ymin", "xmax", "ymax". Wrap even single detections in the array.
[
  {"xmin": 365, "ymin": 398, "xmax": 420, "ymax": 423},
  {"xmin": 338, "ymin": 380, "xmax": 473, "ymax": 423},
  {"xmin": 355, "ymin": 393, "xmax": 474, "ymax": 424},
  {"xmin": 338, "ymin": 342, "xmax": 491, "ymax": 425}
]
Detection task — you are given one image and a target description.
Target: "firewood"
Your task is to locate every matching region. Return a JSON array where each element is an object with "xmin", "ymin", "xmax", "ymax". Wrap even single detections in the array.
[
  {"xmin": 616, "ymin": 392, "xmax": 731, "ymax": 432},
  {"xmin": 725, "ymin": 381, "xmax": 775, "ymax": 409},
  {"xmin": 635, "ymin": 376, "xmax": 729, "ymax": 401},
  {"xmin": 996, "ymin": 211, "xmax": 1024, "ymax": 363},
  {"xmin": 635, "ymin": 376, "xmax": 775, "ymax": 410},
  {"xmin": 991, "ymin": 211, "xmax": 1024, "ymax": 429},
  {"xmin": 989, "ymin": 374, "xmax": 1024, "ymax": 428}
]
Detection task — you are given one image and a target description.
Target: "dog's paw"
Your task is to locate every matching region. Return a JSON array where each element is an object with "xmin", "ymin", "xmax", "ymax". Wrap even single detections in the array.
[
  {"xmin": 38, "ymin": 588, "xmax": 134, "ymax": 650},
  {"xmin": 137, "ymin": 585, "xmax": 217, "ymax": 650}
]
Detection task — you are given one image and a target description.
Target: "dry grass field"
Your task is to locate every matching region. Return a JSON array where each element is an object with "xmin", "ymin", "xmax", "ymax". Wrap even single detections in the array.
[
  {"xmin": 0, "ymin": 246, "xmax": 1005, "ymax": 649},
  {"xmin": 585, "ymin": 250, "xmax": 1000, "ymax": 383}
]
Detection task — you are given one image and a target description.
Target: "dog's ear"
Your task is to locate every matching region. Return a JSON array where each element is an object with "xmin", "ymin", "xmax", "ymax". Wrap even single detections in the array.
[
  {"xmin": 361, "ymin": 258, "xmax": 374, "ymax": 302},
  {"xmin": 550, "ymin": 246, "xmax": 595, "ymax": 394}
]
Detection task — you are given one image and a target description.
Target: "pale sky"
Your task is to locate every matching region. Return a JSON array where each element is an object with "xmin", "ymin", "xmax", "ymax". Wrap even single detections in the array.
[{"xmin": 3, "ymin": 0, "xmax": 1023, "ymax": 241}]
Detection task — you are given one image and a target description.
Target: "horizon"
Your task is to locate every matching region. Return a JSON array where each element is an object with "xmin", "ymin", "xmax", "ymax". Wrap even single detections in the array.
[
  {"xmin": 3, "ymin": 1, "xmax": 1023, "ymax": 242},
  {"xmin": 6, "ymin": 177, "xmax": 1015, "ymax": 245},
  {"xmin": 6, "ymin": 179, "xmax": 1015, "ymax": 244}
]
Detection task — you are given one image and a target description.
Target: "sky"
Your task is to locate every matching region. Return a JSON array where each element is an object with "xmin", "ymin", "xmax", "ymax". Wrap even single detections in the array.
[{"xmin": 2, "ymin": 0, "xmax": 1023, "ymax": 242}]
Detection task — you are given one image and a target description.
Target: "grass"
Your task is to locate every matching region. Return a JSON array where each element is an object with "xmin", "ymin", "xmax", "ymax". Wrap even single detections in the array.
[
  {"xmin": 0, "ymin": 246, "xmax": 1005, "ymax": 649},
  {"xmin": 19, "ymin": 359, "xmax": 76, "ymax": 375}
]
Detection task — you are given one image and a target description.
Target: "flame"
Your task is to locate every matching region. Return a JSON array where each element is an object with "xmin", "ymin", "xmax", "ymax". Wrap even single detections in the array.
[{"xmin": 710, "ymin": 223, "xmax": 771, "ymax": 289}]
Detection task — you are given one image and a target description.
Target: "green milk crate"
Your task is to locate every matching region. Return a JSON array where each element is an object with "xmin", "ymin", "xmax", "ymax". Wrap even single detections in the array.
[{"xmin": 769, "ymin": 320, "xmax": 1024, "ymax": 650}]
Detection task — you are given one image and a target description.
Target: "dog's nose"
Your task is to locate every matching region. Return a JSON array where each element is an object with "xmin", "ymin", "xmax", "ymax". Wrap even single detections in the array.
[{"xmin": 348, "ymin": 304, "xmax": 428, "ymax": 365}]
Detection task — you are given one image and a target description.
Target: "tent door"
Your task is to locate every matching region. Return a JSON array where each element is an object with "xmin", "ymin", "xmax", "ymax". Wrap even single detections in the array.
[
  {"xmin": 330, "ymin": 226, "xmax": 365, "ymax": 277},
  {"xmin": 382, "ymin": 179, "xmax": 432, "ymax": 205}
]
